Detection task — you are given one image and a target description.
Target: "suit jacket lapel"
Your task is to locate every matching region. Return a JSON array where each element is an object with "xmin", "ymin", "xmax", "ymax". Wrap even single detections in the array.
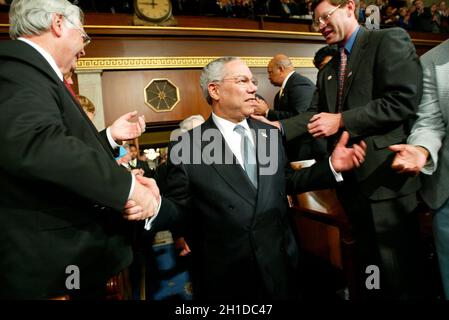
[
  {"xmin": 436, "ymin": 60, "xmax": 449, "ymax": 120},
  {"xmin": 274, "ymin": 91, "xmax": 281, "ymax": 109},
  {"xmin": 59, "ymin": 80, "xmax": 116, "ymax": 160},
  {"xmin": 325, "ymin": 58, "xmax": 339, "ymax": 113},
  {"xmin": 341, "ymin": 28, "xmax": 370, "ymax": 108},
  {"xmin": 201, "ymin": 117, "xmax": 257, "ymax": 207}
]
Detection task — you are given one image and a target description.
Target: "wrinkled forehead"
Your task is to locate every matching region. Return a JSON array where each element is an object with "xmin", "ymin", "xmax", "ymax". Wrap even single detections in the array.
[{"xmin": 223, "ymin": 60, "xmax": 253, "ymax": 77}]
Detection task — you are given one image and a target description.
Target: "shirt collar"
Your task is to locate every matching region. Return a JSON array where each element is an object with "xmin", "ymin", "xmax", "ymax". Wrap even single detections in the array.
[
  {"xmin": 18, "ymin": 37, "xmax": 63, "ymax": 81},
  {"xmin": 212, "ymin": 113, "xmax": 250, "ymax": 134},
  {"xmin": 342, "ymin": 25, "xmax": 360, "ymax": 55},
  {"xmin": 281, "ymin": 71, "xmax": 295, "ymax": 90}
]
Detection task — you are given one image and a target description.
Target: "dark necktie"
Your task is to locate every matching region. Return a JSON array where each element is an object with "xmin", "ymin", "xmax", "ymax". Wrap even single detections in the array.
[
  {"xmin": 337, "ymin": 47, "xmax": 347, "ymax": 112},
  {"xmin": 234, "ymin": 125, "xmax": 258, "ymax": 188}
]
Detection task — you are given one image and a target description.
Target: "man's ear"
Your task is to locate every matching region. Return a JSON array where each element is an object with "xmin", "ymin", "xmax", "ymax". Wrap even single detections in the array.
[
  {"xmin": 208, "ymin": 83, "xmax": 220, "ymax": 101},
  {"xmin": 346, "ymin": 0, "xmax": 356, "ymax": 15},
  {"xmin": 51, "ymin": 13, "xmax": 64, "ymax": 38}
]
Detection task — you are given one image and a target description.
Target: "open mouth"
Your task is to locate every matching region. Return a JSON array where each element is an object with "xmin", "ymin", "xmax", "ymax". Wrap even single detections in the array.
[{"xmin": 322, "ymin": 29, "xmax": 333, "ymax": 39}]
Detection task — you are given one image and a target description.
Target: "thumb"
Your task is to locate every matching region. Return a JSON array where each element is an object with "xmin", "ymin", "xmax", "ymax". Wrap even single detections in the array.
[
  {"xmin": 336, "ymin": 131, "xmax": 349, "ymax": 148},
  {"xmin": 388, "ymin": 144, "xmax": 405, "ymax": 152},
  {"xmin": 120, "ymin": 110, "xmax": 138, "ymax": 121},
  {"xmin": 135, "ymin": 174, "xmax": 151, "ymax": 186}
]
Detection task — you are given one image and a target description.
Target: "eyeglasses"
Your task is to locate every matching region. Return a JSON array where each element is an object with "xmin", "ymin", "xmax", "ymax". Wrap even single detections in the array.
[
  {"xmin": 220, "ymin": 76, "xmax": 258, "ymax": 87},
  {"xmin": 313, "ymin": 3, "xmax": 343, "ymax": 28},
  {"xmin": 64, "ymin": 16, "xmax": 91, "ymax": 46}
]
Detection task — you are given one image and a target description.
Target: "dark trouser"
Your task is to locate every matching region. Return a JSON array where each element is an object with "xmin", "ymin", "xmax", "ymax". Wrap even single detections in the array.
[{"xmin": 337, "ymin": 184, "xmax": 422, "ymax": 300}]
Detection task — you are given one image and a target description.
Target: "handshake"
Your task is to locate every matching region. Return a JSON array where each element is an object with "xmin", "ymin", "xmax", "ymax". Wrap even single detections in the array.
[{"xmin": 123, "ymin": 175, "xmax": 161, "ymax": 221}]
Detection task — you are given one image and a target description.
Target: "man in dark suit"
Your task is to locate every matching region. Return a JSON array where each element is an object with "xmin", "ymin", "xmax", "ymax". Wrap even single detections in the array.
[
  {"xmin": 254, "ymin": 0, "xmax": 423, "ymax": 299},
  {"xmin": 255, "ymin": 54, "xmax": 318, "ymax": 161},
  {"xmin": 0, "ymin": 0, "xmax": 159, "ymax": 299},
  {"xmin": 130, "ymin": 57, "xmax": 366, "ymax": 300},
  {"xmin": 128, "ymin": 144, "xmax": 153, "ymax": 178}
]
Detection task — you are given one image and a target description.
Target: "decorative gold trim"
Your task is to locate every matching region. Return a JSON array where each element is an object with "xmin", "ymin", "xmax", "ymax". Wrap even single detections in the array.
[
  {"xmin": 81, "ymin": 24, "xmax": 319, "ymax": 36},
  {"xmin": 77, "ymin": 56, "xmax": 314, "ymax": 70}
]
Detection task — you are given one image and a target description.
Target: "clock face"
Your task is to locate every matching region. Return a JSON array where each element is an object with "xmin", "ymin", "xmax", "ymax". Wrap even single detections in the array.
[{"xmin": 135, "ymin": 0, "xmax": 172, "ymax": 22}]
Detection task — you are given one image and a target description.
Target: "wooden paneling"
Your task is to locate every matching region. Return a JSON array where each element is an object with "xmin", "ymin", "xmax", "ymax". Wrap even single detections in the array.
[
  {"xmin": 1, "ymin": 12, "xmax": 447, "ymax": 146},
  {"xmin": 102, "ymin": 69, "xmax": 210, "ymax": 126}
]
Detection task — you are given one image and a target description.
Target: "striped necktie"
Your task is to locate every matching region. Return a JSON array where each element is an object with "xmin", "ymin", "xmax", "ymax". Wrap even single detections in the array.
[
  {"xmin": 337, "ymin": 47, "xmax": 347, "ymax": 112},
  {"xmin": 234, "ymin": 125, "xmax": 258, "ymax": 188}
]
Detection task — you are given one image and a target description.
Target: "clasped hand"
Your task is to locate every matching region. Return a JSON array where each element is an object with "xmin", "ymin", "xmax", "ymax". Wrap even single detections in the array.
[{"xmin": 123, "ymin": 176, "xmax": 160, "ymax": 221}]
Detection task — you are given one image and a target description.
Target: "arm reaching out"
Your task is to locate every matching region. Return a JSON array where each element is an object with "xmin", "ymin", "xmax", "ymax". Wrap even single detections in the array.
[
  {"xmin": 389, "ymin": 144, "xmax": 429, "ymax": 175},
  {"xmin": 109, "ymin": 111, "xmax": 146, "ymax": 142},
  {"xmin": 330, "ymin": 131, "xmax": 367, "ymax": 172}
]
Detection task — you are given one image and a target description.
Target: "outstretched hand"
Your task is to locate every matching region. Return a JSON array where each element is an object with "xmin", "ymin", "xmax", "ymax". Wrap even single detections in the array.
[
  {"xmin": 389, "ymin": 144, "xmax": 428, "ymax": 175},
  {"xmin": 330, "ymin": 131, "xmax": 367, "ymax": 172},
  {"xmin": 110, "ymin": 111, "xmax": 146, "ymax": 142}
]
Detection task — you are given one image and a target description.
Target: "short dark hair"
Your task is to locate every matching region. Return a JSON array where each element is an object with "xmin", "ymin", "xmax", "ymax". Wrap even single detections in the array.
[
  {"xmin": 255, "ymin": 93, "xmax": 266, "ymax": 102},
  {"xmin": 311, "ymin": 0, "xmax": 359, "ymax": 19},
  {"xmin": 313, "ymin": 45, "xmax": 338, "ymax": 69}
]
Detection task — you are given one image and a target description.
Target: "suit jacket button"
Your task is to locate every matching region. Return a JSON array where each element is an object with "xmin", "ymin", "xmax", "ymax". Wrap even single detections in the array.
[{"xmin": 100, "ymin": 206, "xmax": 106, "ymax": 210}]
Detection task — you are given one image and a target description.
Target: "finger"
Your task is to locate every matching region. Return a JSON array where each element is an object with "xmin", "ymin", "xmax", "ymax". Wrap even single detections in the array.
[
  {"xmin": 391, "ymin": 161, "xmax": 405, "ymax": 171},
  {"xmin": 360, "ymin": 140, "xmax": 367, "ymax": 151},
  {"xmin": 353, "ymin": 144, "xmax": 366, "ymax": 160},
  {"xmin": 124, "ymin": 200, "xmax": 137, "ymax": 209},
  {"xmin": 134, "ymin": 122, "xmax": 142, "ymax": 136},
  {"xmin": 309, "ymin": 114, "xmax": 320, "ymax": 122},
  {"xmin": 336, "ymin": 131, "xmax": 350, "ymax": 147},
  {"xmin": 138, "ymin": 115, "xmax": 146, "ymax": 132},
  {"xmin": 121, "ymin": 110, "xmax": 138, "ymax": 121},
  {"xmin": 123, "ymin": 205, "xmax": 143, "ymax": 215},
  {"xmin": 308, "ymin": 125, "xmax": 321, "ymax": 134},
  {"xmin": 250, "ymin": 114, "xmax": 265, "ymax": 121},
  {"xmin": 135, "ymin": 175, "xmax": 152, "ymax": 185},
  {"xmin": 179, "ymin": 249, "xmax": 190, "ymax": 257},
  {"xmin": 388, "ymin": 144, "xmax": 405, "ymax": 152},
  {"xmin": 307, "ymin": 122, "xmax": 317, "ymax": 131},
  {"xmin": 352, "ymin": 155, "xmax": 361, "ymax": 167},
  {"xmin": 123, "ymin": 212, "xmax": 144, "ymax": 221}
]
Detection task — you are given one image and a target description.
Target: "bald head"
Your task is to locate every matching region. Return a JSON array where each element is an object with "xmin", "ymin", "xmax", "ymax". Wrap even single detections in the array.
[{"xmin": 267, "ymin": 54, "xmax": 295, "ymax": 86}]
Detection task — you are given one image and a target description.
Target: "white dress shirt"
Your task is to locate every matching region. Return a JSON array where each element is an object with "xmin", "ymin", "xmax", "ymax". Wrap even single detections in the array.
[{"xmin": 211, "ymin": 113, "xmax": 255, "ymax": 170}]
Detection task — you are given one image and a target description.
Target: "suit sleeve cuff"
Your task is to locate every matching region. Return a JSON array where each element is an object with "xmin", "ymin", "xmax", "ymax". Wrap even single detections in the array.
[
  {"xmin": 144, "ymin": 197, "xmax": 162, "ymax": 231},
  {"xmin": 106, "ymin": 127, "xmax": 121, "ymax": 149},
  {"xmin": 329, "ymin": 157, "xmax": 343, "ymax": 182}
]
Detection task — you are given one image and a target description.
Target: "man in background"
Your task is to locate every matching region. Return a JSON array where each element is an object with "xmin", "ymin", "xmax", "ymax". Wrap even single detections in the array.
[
  {"xmin": 129, "ymin": 143, "xmax": 153, "ymax": 178},
  {"xmin": 254, "ymin": 54, "xmax": 317, "ymax": 161}
]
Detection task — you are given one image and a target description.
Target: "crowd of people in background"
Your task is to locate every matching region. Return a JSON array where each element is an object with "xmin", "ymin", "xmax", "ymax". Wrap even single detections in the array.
[
  {"xmin": 2, "ymin": 0, "xmax": 447, "ymax": 33},
  {"xmin": 359, "ymin": 0, "xmax": 449, "ymax": 33}
]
